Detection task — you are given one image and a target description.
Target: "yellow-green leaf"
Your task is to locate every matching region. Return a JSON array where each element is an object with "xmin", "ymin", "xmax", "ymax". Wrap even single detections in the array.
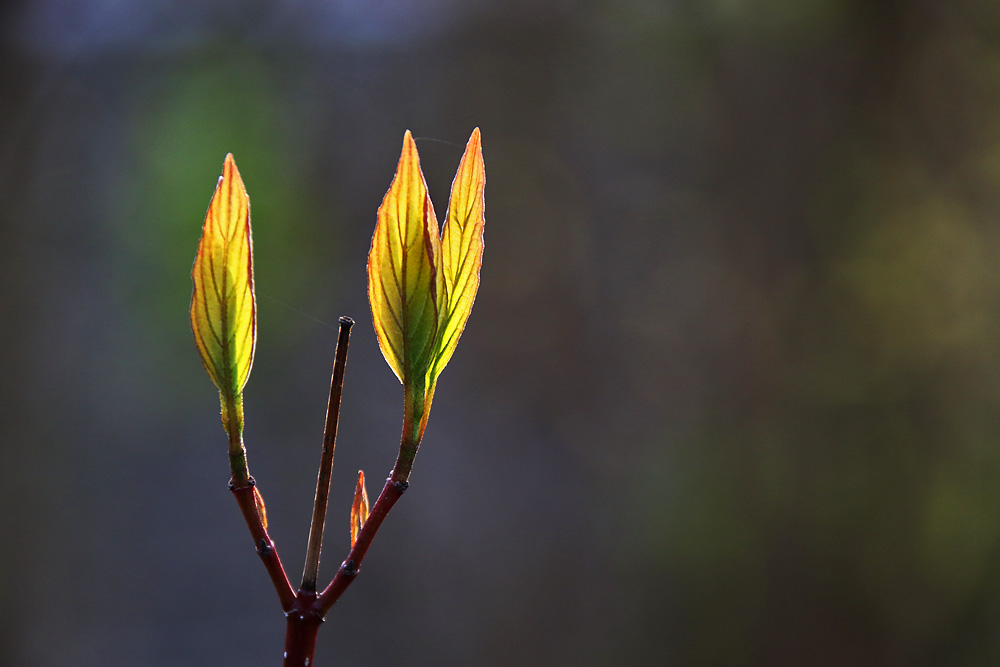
[
  {"xmin": 429, "ymin": 128, "xmax": 485, "ymax": 383},
  {"xmin": 350, "ymin": 470, "xmax": 370, "ymax": 548},
  {"xmin": 368, "ymin": 129, "xmax": 486, "ymax": 478},
  {"xmin": 367, "ymin": 131, "xmax": 441, "ymax": 390},
  {"xmin": 190, "ymin": 153, "xmax": 257, "ymax": 403}
]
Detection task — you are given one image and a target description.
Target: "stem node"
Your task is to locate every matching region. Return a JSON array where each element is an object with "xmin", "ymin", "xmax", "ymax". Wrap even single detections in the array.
[{"xmin": 257, "ymin": 539, "xmax": 273, "ymax": 557}]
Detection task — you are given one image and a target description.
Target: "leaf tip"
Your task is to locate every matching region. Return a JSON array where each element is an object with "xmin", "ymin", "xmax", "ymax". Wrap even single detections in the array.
[
  {"xmin": 221, "ymin": 153, "xmax": 246, "ymax": 191},
  {"xmin": 465, "ymin": 128, "xmax": 483, "ymax": 165},
  {"xmin": 401, "ymin": 129, "xmax": 418, "ymax": 158}
]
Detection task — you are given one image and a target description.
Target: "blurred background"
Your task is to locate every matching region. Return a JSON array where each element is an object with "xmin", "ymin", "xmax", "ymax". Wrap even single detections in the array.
[{"xmin": 5, "ymin": 0, "xmax": 1000, "ymax": 665}]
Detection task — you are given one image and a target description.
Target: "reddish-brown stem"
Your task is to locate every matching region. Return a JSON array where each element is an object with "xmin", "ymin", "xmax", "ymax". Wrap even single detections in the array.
[
  {"xmin": 231, "ymin": 481, "xmax": 296, "ymax": 612},
  {"xmin": 301, "ymin": 317, "xmax": 354, "ymax": 592},
  {"xmin": 316, "ymin": 476, "xmax": 407, "ymax": 616},
  {"xmin": 283, "ymin": 591, "xmax": 323, "ymax": 667}
]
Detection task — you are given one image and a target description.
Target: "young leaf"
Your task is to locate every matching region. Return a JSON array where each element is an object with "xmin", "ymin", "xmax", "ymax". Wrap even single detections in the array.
[
  {"xmin": 190, "ymin": 153, "xmax": 257, "ymax": 405},
  {"xmin": 429, "ymin": 128, "xmax": 485, "ymax": 384},
  {"xmin": 368, "ymin": 129, "xmax": 486, "ymax": 481},
  {"xmin": 253, "ymin": 486, "xmax": 269, "ymax": 532},
  {"xmin": 350, "ymin": 470, "xmax": 370, "ymax": 548},
  {"xmin": 367, "ymin": 131, "xmax": 441, "ymax": 393}
]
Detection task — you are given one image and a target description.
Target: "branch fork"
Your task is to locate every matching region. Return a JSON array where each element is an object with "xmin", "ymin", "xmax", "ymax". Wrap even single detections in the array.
[{"xmin": 224, "ymin": 317, "xmax": 414, "ymax": 666}]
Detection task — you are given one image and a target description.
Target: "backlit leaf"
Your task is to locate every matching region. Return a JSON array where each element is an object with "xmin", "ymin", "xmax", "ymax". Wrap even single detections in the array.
[
  {"xmin": 190, "ymin": 154, "xmax": 256, "ymax": 406},
  {"xmin": 350, "ymin": 470, "xmax": 370, "ymax": 548},
  {"xmin": 367, "ymin": 131, "xmax": 441, "ymax": 391},
  {"xmin": 368, "ymin": 129, "xmax": 485, "ymax": 472},
  {"xmin": 429, "ymin": 128, "xmax": 485, "ymax": 383}
]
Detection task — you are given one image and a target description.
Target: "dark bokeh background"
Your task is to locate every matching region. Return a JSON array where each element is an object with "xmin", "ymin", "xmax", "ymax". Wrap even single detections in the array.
[{"xmin": 5, "ymin": 1, "xmax": 1000, "ymax": 665}]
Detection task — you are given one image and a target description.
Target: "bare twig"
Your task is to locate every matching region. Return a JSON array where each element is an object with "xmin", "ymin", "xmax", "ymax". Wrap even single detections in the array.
[{"xmin": 301, "ymin": 316, "xmax": 354, "ymax": 591}]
